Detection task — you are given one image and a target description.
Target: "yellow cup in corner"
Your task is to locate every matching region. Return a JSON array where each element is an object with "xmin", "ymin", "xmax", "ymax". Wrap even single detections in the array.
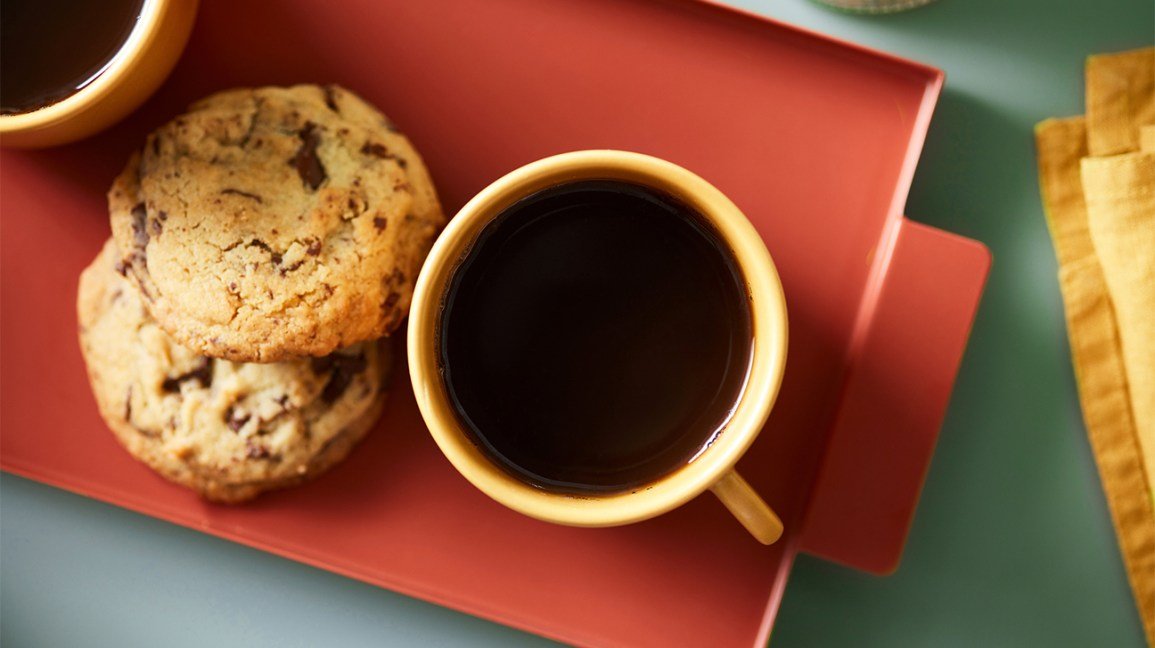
[
  {"xmin": 0, "ymin": 0, "xmax": 198, "ymax": 149},
  {"xmin": 409, "ymin": 151, "xmax": 788, "ymax": 544}
]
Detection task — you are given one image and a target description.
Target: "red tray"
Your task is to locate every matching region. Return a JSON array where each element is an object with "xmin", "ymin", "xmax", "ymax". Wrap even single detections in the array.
[{"xmin": 0, "ymin": 1, "xmax": 990, "ymax": 645}]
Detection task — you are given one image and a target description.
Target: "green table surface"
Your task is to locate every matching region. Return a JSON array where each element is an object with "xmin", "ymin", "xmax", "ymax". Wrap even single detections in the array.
[{"xmin": 3, "ymin": 0, "xmax": 1152, "ymax": 645}]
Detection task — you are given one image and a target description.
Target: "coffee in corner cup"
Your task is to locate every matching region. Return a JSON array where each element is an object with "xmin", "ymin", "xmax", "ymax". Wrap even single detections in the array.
[
  {"xmin": 409, "ymin": 150, "xmax": 788, "ymax": 544},
  {"xmin": 0, "ymin": 0, "xmax": 199, "ymax": 148}
]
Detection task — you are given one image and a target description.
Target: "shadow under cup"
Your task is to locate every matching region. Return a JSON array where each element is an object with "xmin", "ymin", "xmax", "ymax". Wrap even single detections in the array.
[{"xmin": 408, "ymin": 150, "xmax": 788, "ymax": 544}]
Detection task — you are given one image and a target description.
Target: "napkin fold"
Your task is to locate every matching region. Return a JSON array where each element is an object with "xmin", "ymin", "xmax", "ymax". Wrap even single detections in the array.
[{"xmin": 1036, "ymin": 47, "xmax": 1155, "ymax": 643}]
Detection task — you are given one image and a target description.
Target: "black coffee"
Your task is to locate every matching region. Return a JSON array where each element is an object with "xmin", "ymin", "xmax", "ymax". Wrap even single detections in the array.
[
  {"xmin": 1, "ymin": 0, "xmax": 144, "ymax": 114},
  {"xmin": 439, "ymin": 180, "xmax": 753, "ymax": 493}
]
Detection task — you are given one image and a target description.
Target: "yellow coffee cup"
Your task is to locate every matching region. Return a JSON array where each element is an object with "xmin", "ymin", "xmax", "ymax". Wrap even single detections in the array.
[
  {"xmin": 408, "ymin": 150, "xmax": 787, "ymax": 544},
  {"xmin": 0, "ymin": 0, "xmax": 198, "ymax": 148}
]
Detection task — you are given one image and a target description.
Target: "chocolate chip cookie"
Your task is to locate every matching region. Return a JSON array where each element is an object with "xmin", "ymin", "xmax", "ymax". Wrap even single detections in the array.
[
  {"xmin": 78, "ymin": 240, "xmax": 390, "ymax": 503},
  {"xmin": 109, "ymin": 84, "xmax": 444, "ymax": 362}
]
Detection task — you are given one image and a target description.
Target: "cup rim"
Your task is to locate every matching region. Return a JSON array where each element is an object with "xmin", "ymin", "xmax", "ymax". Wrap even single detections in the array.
[
  {"xmin": 0, "ymin": 0, "xmax": 163, "ymax": 132},
  {"xmin": 408, "ymin": 150, "xmax": 788, "ymax": 527}
]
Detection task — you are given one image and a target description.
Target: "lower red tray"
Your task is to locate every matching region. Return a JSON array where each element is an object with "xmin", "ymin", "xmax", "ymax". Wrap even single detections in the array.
[{"xmin": 0, "ymin": 1, "xmax": 989, "ymax": 645}]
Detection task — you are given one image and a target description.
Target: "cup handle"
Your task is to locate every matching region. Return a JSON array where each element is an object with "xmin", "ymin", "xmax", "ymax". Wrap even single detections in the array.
[{"xmin": 710, "ymin": 470, "xmax": 783, "ymax": 544}]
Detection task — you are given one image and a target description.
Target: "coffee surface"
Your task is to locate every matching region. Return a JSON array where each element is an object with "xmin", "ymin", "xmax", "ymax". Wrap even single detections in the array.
[
  {"xmin": 440, "ymin": 180, "xmax": 753, "ymax": 492},
  {"xmin": 1, "ymin": 0, "xmax": 144, "ymax": 114}
]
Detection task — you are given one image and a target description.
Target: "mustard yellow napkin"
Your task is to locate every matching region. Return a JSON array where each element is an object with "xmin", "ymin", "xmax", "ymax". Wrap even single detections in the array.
[{"xmin": 1036, "ymin": 47, "xmax": 1155, "ymax": 643}]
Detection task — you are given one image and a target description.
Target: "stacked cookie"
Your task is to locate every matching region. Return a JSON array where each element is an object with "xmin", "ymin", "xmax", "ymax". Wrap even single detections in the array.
[{"xmin": 78, "ymin": 85, "xmax": 445, "ymax": 502}]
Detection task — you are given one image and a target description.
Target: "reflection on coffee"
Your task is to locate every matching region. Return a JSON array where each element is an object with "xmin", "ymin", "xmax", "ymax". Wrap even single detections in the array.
[
  {"xmin": 1, "ymin": 0, "xmax": 144, "ymax": 114},
  {"xmin": 439, "ymin": 180, "xmax": 753, "ymax": 493}
]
